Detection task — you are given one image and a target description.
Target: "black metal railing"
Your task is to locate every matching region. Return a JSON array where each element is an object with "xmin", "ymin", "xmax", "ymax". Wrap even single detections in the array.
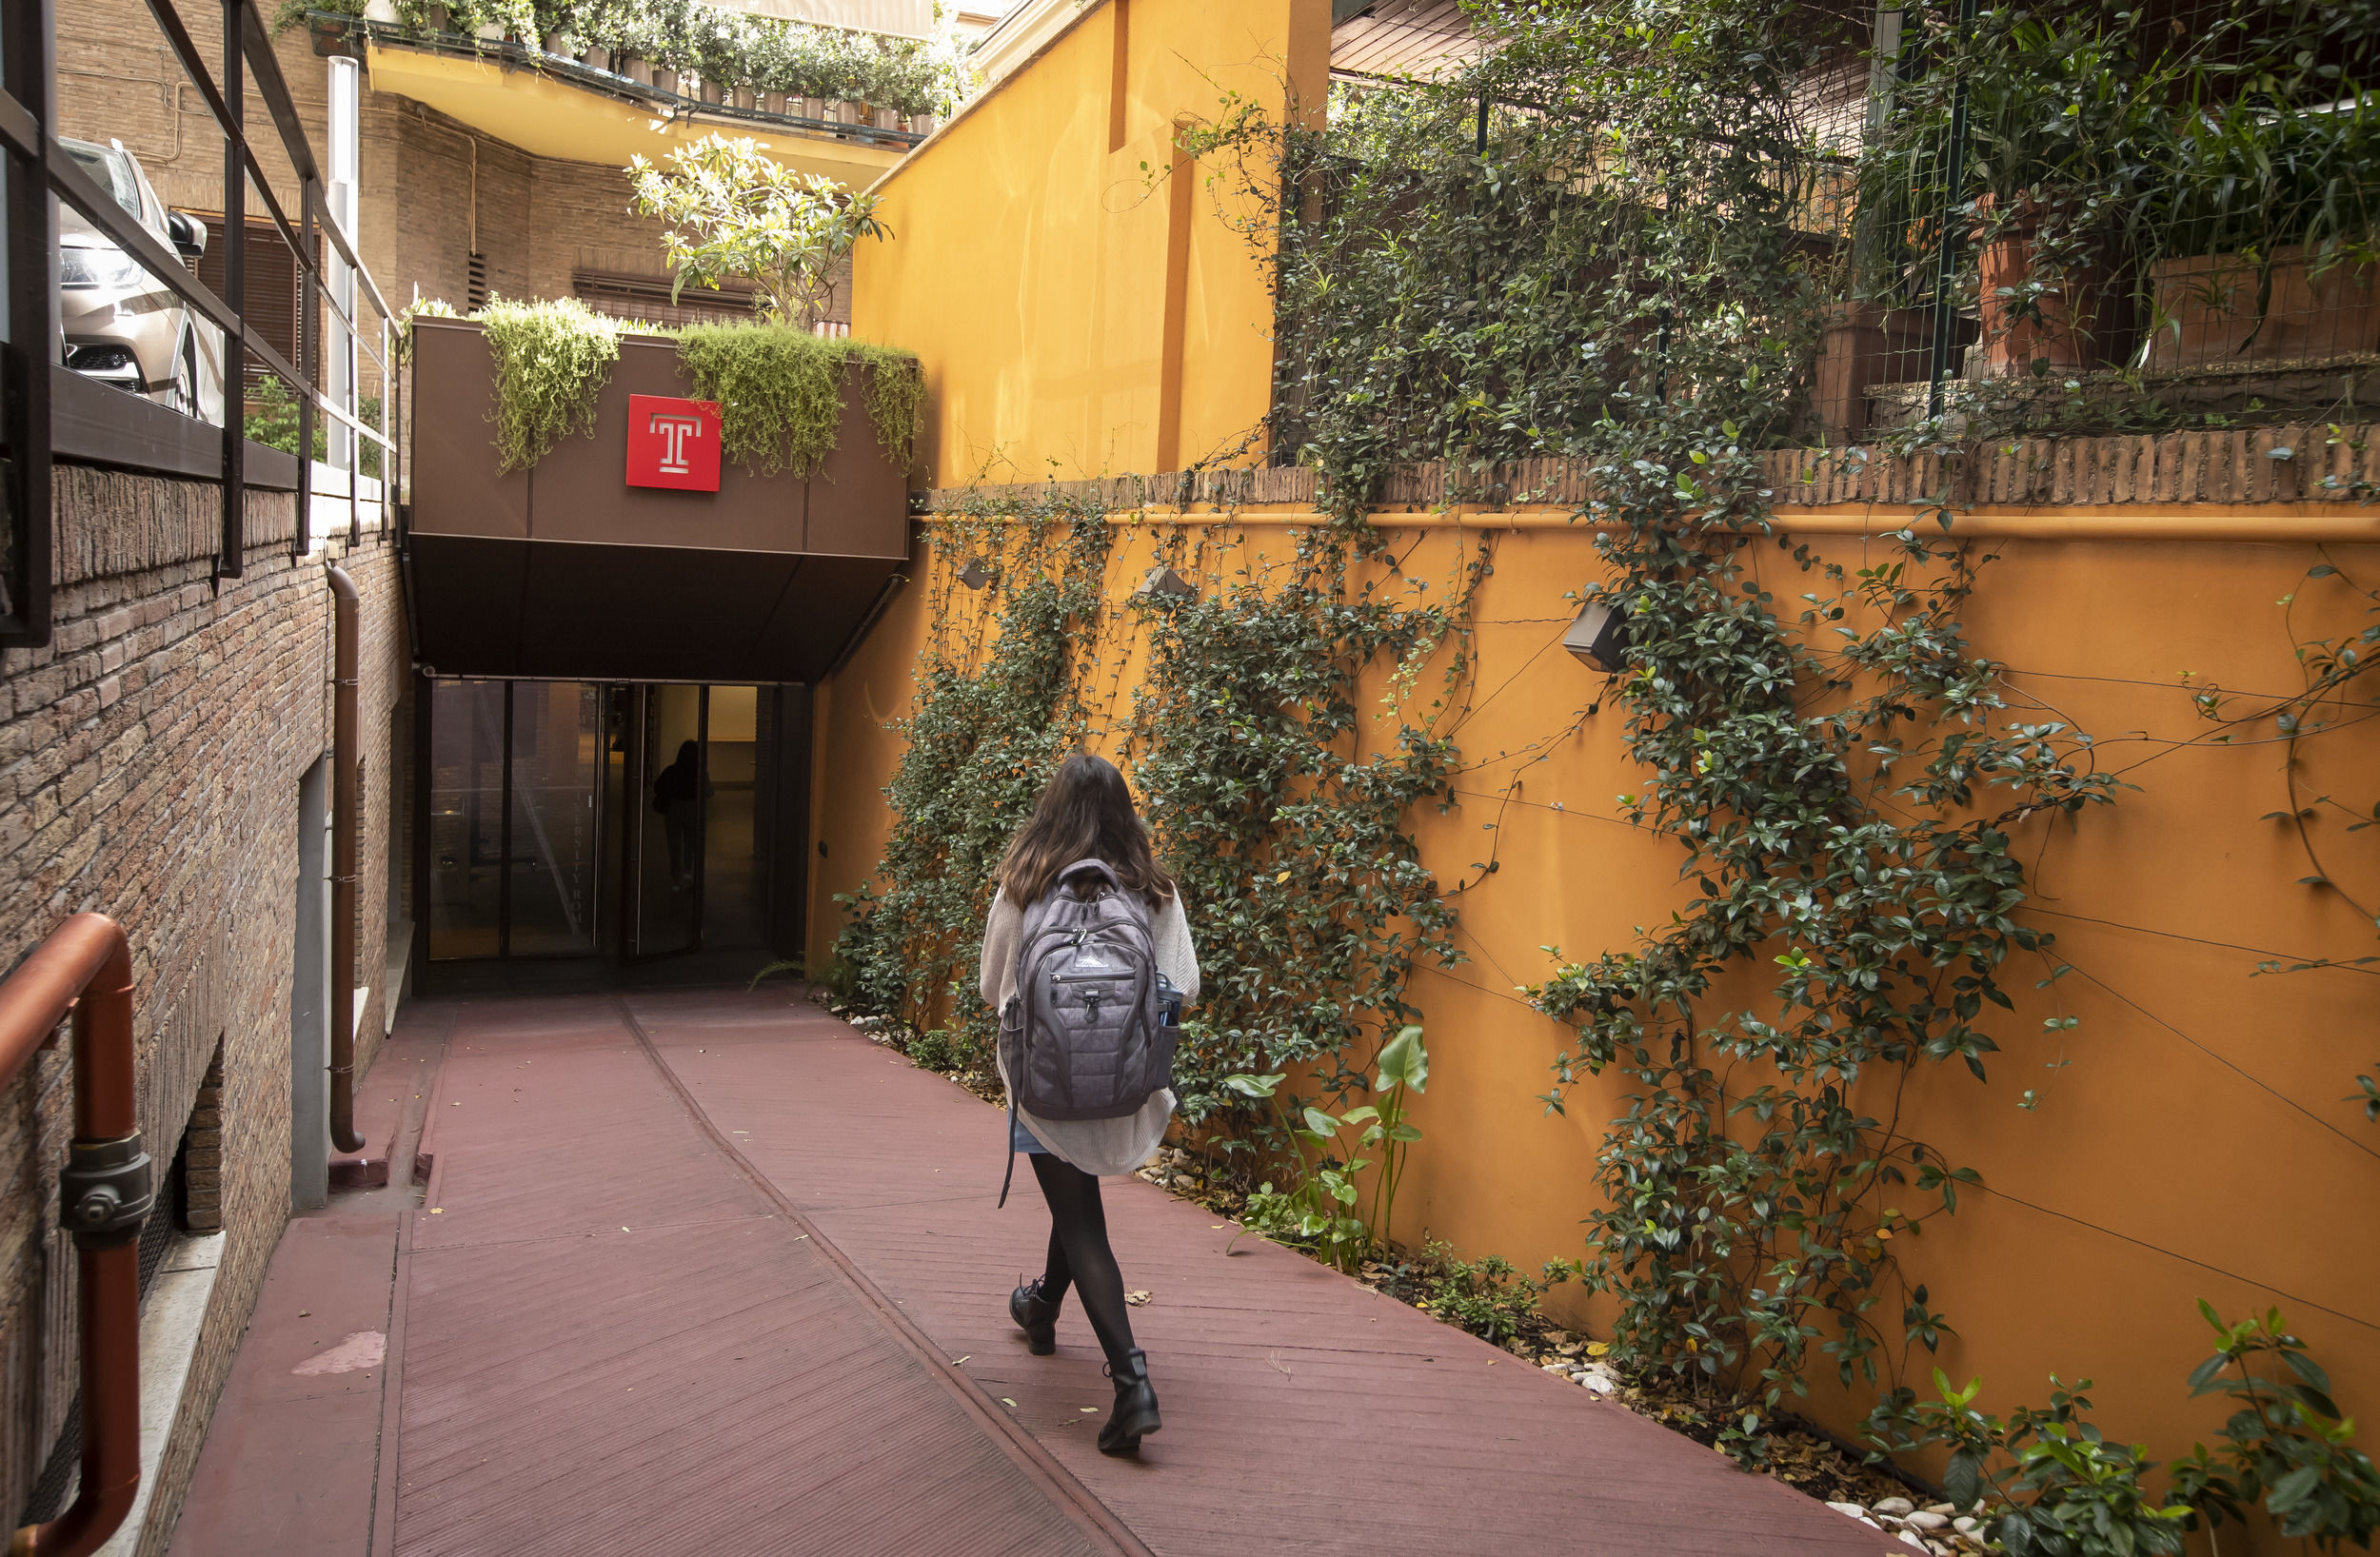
[
  {"xmin": 302, "ymin": 11, "xmax": 930, "ymax": 149},
  {"xmin": 0, "ymin": 0, "xmax": 400, "ymax": 647}
]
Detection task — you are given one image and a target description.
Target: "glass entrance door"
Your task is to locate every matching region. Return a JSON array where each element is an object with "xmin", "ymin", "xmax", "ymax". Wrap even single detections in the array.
[
  {"xmin": 427, "ymin": 680, "xmax": 603, "ymax": 959},
  {"xmin": 620, "ymin": 684, "xmax": 776, "ymax": 957},
  {"xmin": 427, "ymin": 679, "xmax": 808, "ymax": 964}
]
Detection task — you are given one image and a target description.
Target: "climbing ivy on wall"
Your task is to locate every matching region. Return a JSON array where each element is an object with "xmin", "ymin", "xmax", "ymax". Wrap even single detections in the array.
[
  {"xmin": 838, "ymin": 0, "xmax": 2380, "ymax": 1527},
  {"xmin": 1123, "ymin": 529, "xmax": 1474, "ymax": 1133},
  {"xmin": 1126, "ymin": 0, "xmax": 2146, "ymax": 1466},
  {"xmin": 836, "ymin": 504, "xmax": 1477, "ymax": 1124},
  {"xmin": 834, "ymin": 496, "xmax": 1114, "ymax": 1066}
]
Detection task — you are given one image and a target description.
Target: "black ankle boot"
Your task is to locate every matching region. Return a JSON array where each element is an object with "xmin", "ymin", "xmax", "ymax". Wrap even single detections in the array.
[
  {"xmin": 1098, "ymin": 1349, "xmax": 1160, "ymax": 1455},
  {"xmin": 1009, "ymin": 1277, "xmax": 1060, "ymax": 1355}
]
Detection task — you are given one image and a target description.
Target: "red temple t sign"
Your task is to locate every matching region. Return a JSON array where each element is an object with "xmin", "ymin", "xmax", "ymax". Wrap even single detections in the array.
[{"xmin": 625, "ymin": 394, "xmax": 723, "ymax": 491}]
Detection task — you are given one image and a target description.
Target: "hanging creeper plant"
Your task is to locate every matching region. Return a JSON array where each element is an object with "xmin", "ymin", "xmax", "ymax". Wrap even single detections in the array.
[
  {"xmin": 1527, "ymin": 437, "xmax": 2118, "ymax": 1458},
  {"xmin": 1125, "ymin": 527, "xmax": 1473, "ymax": 1139},
  {"xmin": 834, "ymin": 494, "xmax": 1113, "ymax": 1068}
]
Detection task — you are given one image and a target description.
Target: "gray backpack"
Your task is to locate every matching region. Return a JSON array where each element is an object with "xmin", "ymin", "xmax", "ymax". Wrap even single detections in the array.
[{"xmin": 997, "ymin": 858, "xmax": 1178, "ymax": 1202}]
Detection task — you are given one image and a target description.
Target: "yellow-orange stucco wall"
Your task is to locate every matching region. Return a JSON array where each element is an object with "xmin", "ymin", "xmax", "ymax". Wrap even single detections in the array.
[
  {"xmin": 811, "ymin": 508, "xmax": 2380, "ymax": 1502},
  {"xmin": 816, "ymin": 0, "xmax": 2380, "ymax": 1511},
  {"xmin": 850, "ymin": 0, "xmax": 1324, "ymax": 483}
]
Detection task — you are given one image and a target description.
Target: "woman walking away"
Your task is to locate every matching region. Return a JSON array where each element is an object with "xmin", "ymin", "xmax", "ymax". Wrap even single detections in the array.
[{"xmin": 981, "ymin": 752, "xmax": 1198, "ymax": 1456}]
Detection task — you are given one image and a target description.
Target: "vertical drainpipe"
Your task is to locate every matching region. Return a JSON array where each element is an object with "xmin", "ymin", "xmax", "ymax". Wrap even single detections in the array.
[{"xmin": 327, "ymin": 564, "xmax": 366, "ymax": 1153}]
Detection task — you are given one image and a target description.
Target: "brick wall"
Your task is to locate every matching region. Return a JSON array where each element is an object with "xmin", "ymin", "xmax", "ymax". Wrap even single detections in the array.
[
  {"xmin": 59, "ymin": 5, "xmax": 856, "ymax": 365},
  {"xmin": 0, "ymin": 469, "xmax": 405, "ymax": 1554}
]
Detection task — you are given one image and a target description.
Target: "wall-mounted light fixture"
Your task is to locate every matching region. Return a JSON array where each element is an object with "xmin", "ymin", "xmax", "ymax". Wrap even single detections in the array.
[
  {"xmin": 1562, "ymin": 594, "xmax": 1629, "ymax": 674},
  {"xmin": 957, "ymin": 560, "xmax": 992, "ymax": 590},
  {"xmin": 1136, "ymin": 565, "xmax": 1195, "ymax": 600}
]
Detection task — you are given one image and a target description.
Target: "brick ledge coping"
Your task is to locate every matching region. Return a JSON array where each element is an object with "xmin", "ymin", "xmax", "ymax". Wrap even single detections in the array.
[{"xmin": 918, "ymin": 424, "xmax": 2379, "ymax": 515}]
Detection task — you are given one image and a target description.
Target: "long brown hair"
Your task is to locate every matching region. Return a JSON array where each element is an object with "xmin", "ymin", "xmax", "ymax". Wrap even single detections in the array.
[{"xmin": 996, "ymin": 751, "xmax": 1175, "ymax": 908}]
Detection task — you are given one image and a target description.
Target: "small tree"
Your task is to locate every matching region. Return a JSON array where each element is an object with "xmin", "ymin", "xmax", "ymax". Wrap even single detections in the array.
[{"xmin": 626, "ymin": 134, "xmax": 890, "ymax": 327}]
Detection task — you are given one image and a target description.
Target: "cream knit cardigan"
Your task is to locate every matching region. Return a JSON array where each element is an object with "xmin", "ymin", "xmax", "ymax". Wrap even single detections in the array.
[{"xmin": 979, "ymin": 885, "xmax": 1200, "ymax": 1177}]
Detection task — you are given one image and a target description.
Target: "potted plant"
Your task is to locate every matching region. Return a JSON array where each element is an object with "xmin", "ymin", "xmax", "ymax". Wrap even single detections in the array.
[
  {"xmin": 1972, "ymin": 189, "xmax": 2128, "ymax": 378},
  {"xmin": 1860, "ymin": 2, "xmax": 2165, "ymax": 389},
  {"xmin": 2142, "ymin": 89, "xmax": 2380, "ymax": 369},
  {"xmin": 1954, "ymin": 9, "xmax": 2156, "ymax": 378}
]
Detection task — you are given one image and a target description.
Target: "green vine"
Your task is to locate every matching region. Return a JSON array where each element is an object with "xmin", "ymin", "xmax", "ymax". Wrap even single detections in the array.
[
  {"xmin": 835, "ymin": 495, "xmax": 1115, "ymax": 1065},
  {"xmin": 676, "ymin": 325, "xmax": 922, "ymax": 475},
  {"xmin": 478, "ymin": 295, "xmax": 621, "ymax": 474},
  {"xmin": 834, "ymin": 0, "xmax": 2374, "ymax": 1527},
  {"xmin": 1169, "ymin": 0, "xmax": 2129, "ymax": 1470},
  {"xmin": 836, "ymin": 504, "xmax": 1475, "ymax": 1225},
  {"xmin": 1125, "ymin": 528, "xmax": 1469, "ymax": 1131}
]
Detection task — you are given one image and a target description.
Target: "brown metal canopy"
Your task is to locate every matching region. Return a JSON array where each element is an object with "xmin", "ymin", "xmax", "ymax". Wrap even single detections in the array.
[{"xmin": 407, "ymin": 318, "xmax": 907, "ymax": 683}]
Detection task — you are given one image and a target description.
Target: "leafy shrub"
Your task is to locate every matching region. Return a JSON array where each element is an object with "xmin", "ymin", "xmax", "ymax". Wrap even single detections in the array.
[
  {"xmin": 2172, "ymin": 1303, "xmax": 2380, "ymax": 1550},
  {"xmin": 628, "ymin": 134, "xmax": 890, "ymax": 330},
  {"xmin": 1410, "ymin": 1240, "xmax": 1580, "ymax": 1348},
  {"xmin": 1871, "ymin": 1309, "xmax": 2380, "ymax": 1554},
  {"xmin": 245, "ymin": 377, "xmax": 384, "ymax": 479},
  {"xmin": 477, "ymin": 295, "xmax": 619, "ymax": 472}
]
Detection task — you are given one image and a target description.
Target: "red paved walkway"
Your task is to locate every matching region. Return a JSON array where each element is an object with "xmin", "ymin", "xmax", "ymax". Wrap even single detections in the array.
[{"xmin": 173, "ymin": 989, "xmax": 1882, "ymax": 1556}]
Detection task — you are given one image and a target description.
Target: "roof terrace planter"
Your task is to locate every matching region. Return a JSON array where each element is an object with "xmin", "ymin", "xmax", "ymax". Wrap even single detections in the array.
[{"xmin": 407, "ymin": 316, "xmax": 908, "ymax": 683}]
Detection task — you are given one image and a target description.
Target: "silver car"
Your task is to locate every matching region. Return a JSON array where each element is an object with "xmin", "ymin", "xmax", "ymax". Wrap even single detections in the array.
[{"xmin": 59, "ymin": 136, "xmax": 226, "ymax": 424}]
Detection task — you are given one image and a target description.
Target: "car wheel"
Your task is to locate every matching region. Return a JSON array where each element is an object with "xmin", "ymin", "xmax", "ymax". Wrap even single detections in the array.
[{"xmin": 166, "ymin": 328, "xmax": 199, "ymax": 418}]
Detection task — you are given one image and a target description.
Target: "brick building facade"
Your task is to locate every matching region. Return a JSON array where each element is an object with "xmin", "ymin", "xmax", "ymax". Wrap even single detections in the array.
[
  {"xmin": 0, "ymin": 477, "xmax": 405, "ymax": 1549},
  {"xmin": 57, "ymin": 2, "xmax": 854, "ymax": 383}
]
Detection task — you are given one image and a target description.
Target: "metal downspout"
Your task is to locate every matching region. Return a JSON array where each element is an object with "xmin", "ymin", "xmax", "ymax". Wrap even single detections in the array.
[
  {"xmin": 327, "ymin": 563, "xmax": 366, "ymax": 1153},
  {"xmin": 0, "ymin": 915, "xmax": 149, "ymax": 1557}
]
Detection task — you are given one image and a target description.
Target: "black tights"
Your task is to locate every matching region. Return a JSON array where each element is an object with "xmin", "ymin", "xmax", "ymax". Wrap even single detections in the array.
[{"xmin": 1030, "ymin": 1153, "xmax": 1139, "ymax": 1373}]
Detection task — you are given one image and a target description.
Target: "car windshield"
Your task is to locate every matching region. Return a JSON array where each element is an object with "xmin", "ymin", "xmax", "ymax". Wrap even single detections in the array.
[{"xmin": 61, "ymin": 141, "xmax": 142, "ymax": 223}]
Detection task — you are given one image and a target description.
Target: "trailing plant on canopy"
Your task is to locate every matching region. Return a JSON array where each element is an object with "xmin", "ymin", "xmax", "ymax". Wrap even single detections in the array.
[
  {"xmin": 477, "ymin": 294, "xmax": 621, "ymax": 473},
  {"xmin": 676, "ymin": 325, "xmax": 922, "ymax": 475}
]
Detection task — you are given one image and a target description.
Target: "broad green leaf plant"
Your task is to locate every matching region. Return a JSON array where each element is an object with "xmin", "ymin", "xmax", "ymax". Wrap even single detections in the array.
[{"xmin": 1225, "ymin": 1024, "xmax": 1430, "ymax": 1271}]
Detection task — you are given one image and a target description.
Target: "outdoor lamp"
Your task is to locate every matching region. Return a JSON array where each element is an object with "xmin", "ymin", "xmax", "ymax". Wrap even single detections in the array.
[
  {"xmin": 957, "ymin": 560, "xmax": 992, "ymax": 589},
  {"xmin": 1563, "ymin": 594, "xmax": 1630, "ymax": 674},
  {"xmin": 1137, "ymin": 565, "xmax": 1195, "ymax": 599}
]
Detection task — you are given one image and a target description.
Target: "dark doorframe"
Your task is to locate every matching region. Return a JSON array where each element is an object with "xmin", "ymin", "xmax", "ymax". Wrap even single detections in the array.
[
  {"xmin": 496, "ymin": 680, "xmax": 515, "ymax": 958},
  {"xmin": 416, "ymin": 677, "xmax": 812, "ymax": 971},
  {"xmin": 691, "ymin": 685, "xmax": 710, "ymax": 955},
  {"xmin": 410, "ymin": 669, "xmax": 431, "ymax": 978}
]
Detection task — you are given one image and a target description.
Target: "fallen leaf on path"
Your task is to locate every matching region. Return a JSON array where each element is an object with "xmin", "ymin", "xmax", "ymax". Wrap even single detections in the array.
[
  {"xmin": 1125, "ymin": 1291, "xmax": 1152, "ymax": 1307},
  {"xmin": 1000, "ymin": 1397, "xmax": 1017, "ymax": 1408}
]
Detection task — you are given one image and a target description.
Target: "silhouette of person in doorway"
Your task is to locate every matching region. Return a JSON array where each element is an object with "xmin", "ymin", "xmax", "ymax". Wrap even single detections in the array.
[{"xmin": 652, "ymin": 739, "xmax": 709, "ymax": 893}]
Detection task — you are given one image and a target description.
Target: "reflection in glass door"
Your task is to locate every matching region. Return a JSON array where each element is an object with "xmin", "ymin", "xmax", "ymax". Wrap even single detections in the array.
[
  {"xmin": 428, "ymin": 679, "xmax": 809, "ymax": 964},
  {"xmin": 508, "ymin": 682, "xmax": 602, "ymax": 955},
  {"xmin": 427, "ymin": 680, "xmax": 603, "ymax": 959}
]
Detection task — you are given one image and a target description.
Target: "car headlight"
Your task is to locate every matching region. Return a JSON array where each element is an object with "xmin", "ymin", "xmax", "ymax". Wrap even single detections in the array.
[{"xmin": 60, "ymin": 246, "xmax": 148, "ymax": 288}]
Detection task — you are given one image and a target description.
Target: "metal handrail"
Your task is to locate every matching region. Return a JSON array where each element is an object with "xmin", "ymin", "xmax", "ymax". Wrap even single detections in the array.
[
  {"xmin": 0, "ymin": 916, "xmax": 150, "ymax": 1557},
  {"xmin": 0, "ymin": 0, "xmax": 406, "ymax": 607}
]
